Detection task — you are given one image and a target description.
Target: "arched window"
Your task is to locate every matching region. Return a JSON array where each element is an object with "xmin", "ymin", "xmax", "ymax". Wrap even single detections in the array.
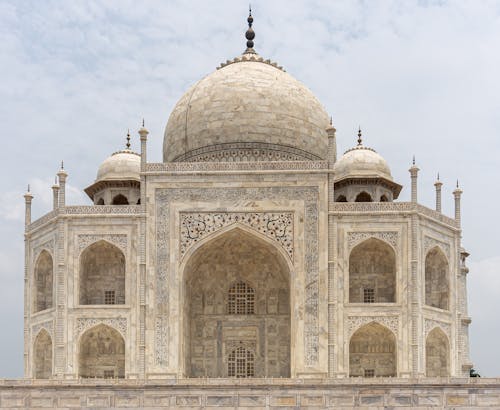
[
  {"xmin": 228, "ymin": 281, "xmax": 255, "ymax": 314},
  {"xmin": 336, "ymin": 195, "xmax": 347, "ymax": 202},
  {"xmin": 349, "ymin": 238, "xmax": 396, "ymax": 303},
  {"xmin": 34, "ymin": 329, "xmax": 52, "ymax": 379},
  {"xmin": 34, "ymin": 250, "xmax": 53, "ymax": 313},
  {"xmin": 136, "ymin": 198, "xmax": 141, "ymax": 205},
  {"xmin": 79, "ymin": 324, "xmax": 125, "ymax": 378},
  {"xmin": 355, "ymin": 192, "xmax": 372, "ymax": 202},
  {"xmin": 228, "ymin": 347, "xmax": 254, "ymax": 378},
  {"xmin": 349, "ymin": 322, "xmax": 396, "ymax": 377},
  {"xmin": 79, "ymin": 241, "xmax": 125, "ymax": 305},
  {"xmin": 425, "ymin": 247, "xmax": 449, "ymax": 310},
  {"xmin": 380, "ymin": 195, "xmax": 388, "ymax": 202},
  {"xmin": 112, "ymin": 194, "xmax": 129, "ymax": 205},
  {"xmin": 426, "ymin": 328, "xmax": 449, "ymax": 376},
  {"xmin": 96, "ymin": 198, "xmax": 105, "ymax": 205}
]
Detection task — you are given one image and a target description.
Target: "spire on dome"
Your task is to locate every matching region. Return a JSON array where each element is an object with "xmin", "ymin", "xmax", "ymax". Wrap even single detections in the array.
[
  {"xmin": 357, "ymin": 127, "xmax": 363, "ymax": 146},
  {"xmin": 126, "ymin": 129, "xmax": 131, "ymax": 150},
  {"xmin": 244, "ymin": 6, "xmax": 256, "ymax": 54}
]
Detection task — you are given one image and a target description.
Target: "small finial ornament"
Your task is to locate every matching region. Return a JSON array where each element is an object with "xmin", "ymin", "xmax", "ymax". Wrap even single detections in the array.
[
  {"xmin": 142, "ymin": 118, "xmax": 145, "ymax": 127},
  {"xmin": 357, "ymin": 127, "xmax": 362, "ymax": 145},
  {"xmin": 245, "ymin": 5, "xmax": 256, "ymax": 53},
  {"xmin": 27, "ymin": 184, "xmax": 30, "ymax": 193},
  {"xmin": 456, "ymin": 179, "xmax": 459, "ymax": 188},
  {"xmin": 412, "ymin": 155, "xmax": 415, "ymax": 166},
  {"xmin": 437, "ymin": 172, "xmax": 440, "ymax": 181},
  {"xmin": 61, "ymin": 160, "xmax": 64, "ymax": 170},
  {"xmin": 126, "ymin": 129, "xmax": 131, "ymax": 150},
  {"xmin": 329, "ymin": 116, "xmax": 333, "ymax": 126}
]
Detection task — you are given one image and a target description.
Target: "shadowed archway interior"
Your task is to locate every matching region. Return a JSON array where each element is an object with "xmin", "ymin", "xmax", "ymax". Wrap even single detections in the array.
[{"xmin": 183, "ymin": 228, "xmax": 291, "ymax": 378}]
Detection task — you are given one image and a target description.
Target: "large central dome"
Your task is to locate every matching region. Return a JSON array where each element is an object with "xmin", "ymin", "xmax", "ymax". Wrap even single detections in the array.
[{"xmin": 163, "ymin": 48, "xmax": 329, "ymax": 162}]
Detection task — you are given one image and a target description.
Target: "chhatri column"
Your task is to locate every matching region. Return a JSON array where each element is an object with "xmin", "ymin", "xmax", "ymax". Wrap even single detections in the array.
[
  {"xmin": 434, "ymin": 173, "xmax": 442, "ymax": 213},
  {"xmin": 409, "ymin": 156, "xmax": 419, "ymax": 203}
]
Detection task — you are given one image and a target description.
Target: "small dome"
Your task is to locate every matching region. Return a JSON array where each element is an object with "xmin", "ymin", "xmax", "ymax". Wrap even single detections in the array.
[
  {"xmin": 96, "ymin": 150, "xmax": 140, "ymax": 182},
  {"xmin": 163, "ymin": 53, "xmax": 330, "ymax": 162},
  {"xmin": 334, "ymin": 145, "xmax": 393, "ymax": 182}
]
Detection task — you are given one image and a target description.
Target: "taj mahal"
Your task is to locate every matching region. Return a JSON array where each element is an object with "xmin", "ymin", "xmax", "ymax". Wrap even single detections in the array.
[{"xmin": 6, "ymin": 10, "xmax": 497, "ymax": 410}]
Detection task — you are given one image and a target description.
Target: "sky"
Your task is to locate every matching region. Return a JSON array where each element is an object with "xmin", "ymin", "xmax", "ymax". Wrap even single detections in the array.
[{"xmin": 0, "ymin": 0, "xmax": 499, "ymax": 377}]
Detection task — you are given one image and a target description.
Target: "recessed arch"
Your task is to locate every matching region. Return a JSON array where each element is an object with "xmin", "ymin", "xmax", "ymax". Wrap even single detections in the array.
[
  {"xmin": 182, "ymin": 226, "xmax": 291, "ymax": 378},
  {"xmin": 355, "ymin": 191, "xmax": 372, "ymax": 202},
  {"xmin": 78, "ymin": 324, "xmax": 125, "ymax": 378},
  {"xmin": 96, "ymin": 198, "xmax": 105, "ymax": 205},
  {"xmin": 426, "ymin": 327, "xmax": 449, "ymax": 376},
  {"xmin": 349, "ymin": 322, "xmax": 396, "ymax": 377},
  {"xmin": 33, "ymin": 329, "xmax": 52, "ymax": 379},
  {"xmin": 336, "ymin": 195, "xmax": 347, "ymax": 202},
  {"xmin": 380, "ymin": 195, "xmax": 388, "ymax": 202},
  {"xmin": 349, "ymin": 238, "xmax": 396, "ymax": 303},
  {"xmin": 112, "ymin": 194, "xmax": 129, "ymax": 205},
  {"xmin": 33, "ymin": 250, "xmax": 53, "ymax": 313},
  {"xmin": 79, "ymin": 240, "xmax": 125, "ymax": 305},
  {"xmin": 425, "ymin": 246, "xmax": 449, "ymax": 310}
]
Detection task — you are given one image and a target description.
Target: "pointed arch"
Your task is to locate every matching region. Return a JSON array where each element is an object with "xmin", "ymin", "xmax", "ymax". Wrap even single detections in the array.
[
  {"xmin": 112, "ymin": 194, "xmax": 129, "ymax": 205},
  {"xmin": 425, "ymin": 246, "xmax": 449, "ymax": 310},
  {"xmin": 78, "ymin": 324, "xmax": 125, "ymax": 379},
  {"xmin": 380, "ymin": 195, "xmax": 388, "ymax": 202},
  {"xmin": 349, "ymin": 322, "xmax": 396, "ymax": 377},
  {"xmin": 33, "ymin": 329, "xmax": 52, "ymax": 379},
  {"xmin": 426, "ymin": 327, "xmax": 449, "ymax": 376},
  {"xmin": 336, "ymin": 195, "xmax": 347, "ymax": 202},
  {"xmin": 349, "ymin": 238, "xmax": 396, "ymax": 303},
  {"xmin": 33, "ymin": 250, "xmax": 53, "ymax": 313},
  {"xmin": 355, "ymin": 191, "xmax": 372, "ymax": 202},
  {"xmin": 79, "ymin": 240, "xmax": 125, "ymax": 305},
  {"xmin": 182, "ymin": 226, "xmax": 291, "ymax": 378}
]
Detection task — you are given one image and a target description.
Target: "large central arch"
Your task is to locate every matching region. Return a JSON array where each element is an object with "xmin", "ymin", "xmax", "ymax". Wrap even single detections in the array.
[{"xmin": 182, "ymin": 226, "xmax": 291, "ymax": 378}]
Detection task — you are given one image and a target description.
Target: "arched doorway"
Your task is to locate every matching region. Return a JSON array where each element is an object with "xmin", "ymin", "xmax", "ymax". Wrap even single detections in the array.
[
  {"xmin": 426, "ymin": 327, "xmax": 449, "ymax": 376},
  {"xmin": 33, "ymin": 329, "xmax": 52, "ymax": 379},
  {"xmin": 78, "ymin": 324, "xmax": 125, "ymax": 378},
  {"xmin": 349, "ymin": 238, "xmax": 396, "ymax": 303},
  {"xmin": 183, "ymin": 227, "xmax": 291, "ymax": 378},
  {"xmin": 425, "ymin": 247, "xmax": 449, "ymax": 310},
  {"xmin": 349, "ymin": 322, "xmax": 396, "ymax": 377},
  {"xmin": 79, "ymin": 241, "xmax": 125, "ymax": 305},
  {"xmin": 33, "ymin": 250, "xmax": 53, "ymax": 312}
]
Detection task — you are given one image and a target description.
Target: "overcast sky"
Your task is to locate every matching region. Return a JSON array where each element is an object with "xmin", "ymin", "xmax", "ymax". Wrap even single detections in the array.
[{"xmin": 1, "ymin": 0, "xmax": 499, "ymax": 377}]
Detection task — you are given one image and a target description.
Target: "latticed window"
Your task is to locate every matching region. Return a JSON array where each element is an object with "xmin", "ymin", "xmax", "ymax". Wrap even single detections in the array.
[
  {"xmin": 228, "ymin": 347, "xmax": 254, "ymax": 378},
  {"xmin": 363, "ymin": 288, "xmax": 375, "ymax": 303},
  {"xmin": 364, "ymin": 369, "xmax": 375, "ymax": 377},
  {"xmin": 104, "ymin": 290, "xmax": 115, "ymax": 305},
  {"xmin": 228, "ymin": 281, "xmax": 255, "ymax": 314}
]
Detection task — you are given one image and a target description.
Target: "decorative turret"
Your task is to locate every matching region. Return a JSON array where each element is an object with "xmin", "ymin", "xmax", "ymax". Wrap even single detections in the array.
[
  {"xmin": 434, "ymin": 173, "xmax": 443, "ymax": 212},
  {"xmin": 51, "ymin": 176, "xmax": 60, "ymax": 211},
  {"xmin": 57, "ymin": 162, "xmax": 68, "ymax": 208},
  {"xmin": 139, "ymin": 119, "xmax": 149, "ymax": 170},
  {"xmin": 409, "ymin": 156, "xmax": 419, "ymax": 203},
  {"xmin": 326, "ymin": 117, "xmax": 337, "ymax": 167},
  {"xmin": 23, "ymin": 185, "xmax": 33, "ymax": 228},
  {"xmin": 453, "ymin": 180, "xmax": 463, "ymax": 227}
]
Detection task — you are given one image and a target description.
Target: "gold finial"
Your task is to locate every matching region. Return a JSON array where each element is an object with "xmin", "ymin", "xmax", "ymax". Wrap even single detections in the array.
[
  {"xmin": 126, "ymin": 129, "xmax": 131, "ymax": 150},
  {"xmin": 357, "ymin": 127, "xmax": 362, "ymax": 145}
]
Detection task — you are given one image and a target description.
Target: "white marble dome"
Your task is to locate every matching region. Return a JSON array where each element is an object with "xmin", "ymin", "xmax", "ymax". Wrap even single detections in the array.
[
  {"xmin": 334, "ymin": 144, "xmax": 393, "ymax": 182},
  {"xmin": 96, "ymin": 150, "xmax": 141, "ymax": 182},
  {"xmin": 163, "ymin": 53, "xmax": 330, "ymax": 162}
]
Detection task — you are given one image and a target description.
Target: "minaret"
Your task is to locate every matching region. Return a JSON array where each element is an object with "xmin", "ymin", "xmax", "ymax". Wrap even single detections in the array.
[
  {"xmin": 52, "ymin": 176, "xmax": 60, "ymax": 211},
  {"xmin": 139, "ymin": 119, "xmax": 149, "ymax": 170},
  {"xmin": 326, "ymin": 117, "xmax": 337, "ymax": 167},
  {"xmin": 434, "ymin": 173, "xmax": 442, "ymax": 212},
  {"xmin": 57, "ymin": 162, "xmax": 68, "ymax": 208},
  {"xmin": 409, "ymin": 156, "xmax": 419, "ymax": 203},
  {"xmin": 453, "ymin": 180, "xmax": 463, "ymax": 227},
  {"xmin": 23, "ymin": 185, "xmax": 33, "ymax": 228}
]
